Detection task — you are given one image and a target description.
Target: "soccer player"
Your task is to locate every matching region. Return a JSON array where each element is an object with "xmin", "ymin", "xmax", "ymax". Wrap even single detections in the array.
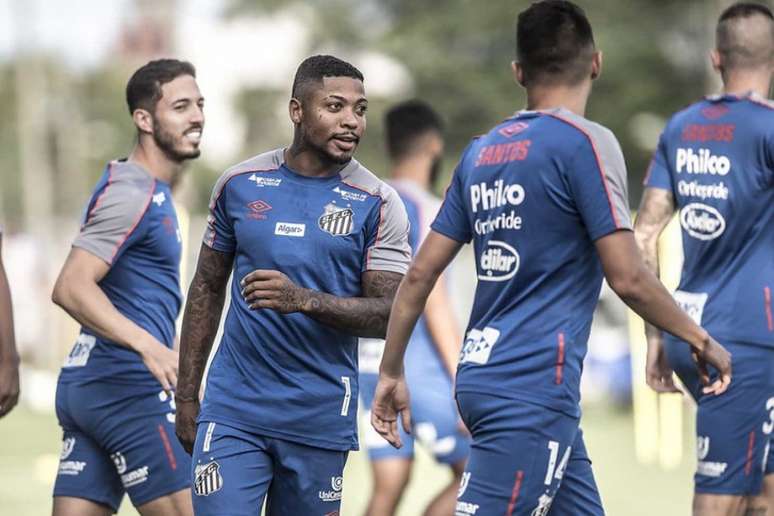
[
  {"xmin": 0, "ymin": 230, "xmax": 19, "ymax": 418},
  {"xmin": 371, "ymin": 2, "xmax": 732, "ymax": 515},
  {"xmin": 174, "ymin": 55, "xmax": 410, "ymax": 515},
  {"xmin": 51, "ymin": 59, "xmax": 203, "ymax": 516},
  {"xmin": 634, "ymin": 3, "xmax": 774, "ymax": 515},
  {"xmin": 359, "ymin": 100, "xmax": 469, "ymax": 516}
]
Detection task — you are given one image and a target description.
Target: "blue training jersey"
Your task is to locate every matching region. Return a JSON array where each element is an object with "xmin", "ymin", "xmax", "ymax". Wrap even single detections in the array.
[
  {"xmin": 645, "ymin": 92, "xmax": 774, "ymax": 348},
  {"xmin": 59, "ymin": 160, "xmax": 183, "ymax": 386},
  {"xmin": 199, "ymin": 148, "xmax": 411, "ymax": 451},
  {"xmin": 432, "ymin": 108, "xmax": 631, "ymax": 417}
]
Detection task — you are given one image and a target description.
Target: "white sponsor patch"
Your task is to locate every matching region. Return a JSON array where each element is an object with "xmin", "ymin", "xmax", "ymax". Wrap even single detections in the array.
[
  {"xmin": 111, "ymin": 452, "xmax": 127, "ymax": 474},
  {"xmin": 318, "ymin": 476, "xmax": 343, "ymax": 502},
  {"xmin": 152, "ymin": 191, "xmax": 166, "ymax": 206},
  {"xmin": 679, "ymin": 203, "xmax": 726, "ymax": 240},
  {"xmin": 478, "ymin": 240, "xmax": 519, "ymax": 282},
  {"xmin": 274, "ymin": 222, "xmax": 305, "ymax": 237},
  {"xmin": 333, "ymin": 186, "xmax": 368, "ymax": 202},
  {"xmin": 460, "ymin": 327, "xmax": 500, "ymax": 365},
  {"xmin": 697, "ymin": 436, "xmax": 710, "ymax": 460},
  {"xmin": 195, "ymin": 461, "xmax": 224, "ymax": 496},
  {"xmin": 60, "ymin": 437, "xmax": 75, "ymax": 460},
  {"xmin": 248, "ymin": 174, "xmax": 282, "ymax": 187},
  {"xmin": 673, "ymin": 290, "xmax": 709, "ymax": 325},
  {"xmin": 58, "ymin": 461, "xmax": 86, "ymax": 476},
  {"xmin": 677, "ymin": 180, "xmax": 729, "ymax": 201},
  {"xmin": 455, "ymin": 501, "xmax": 480, "ymax": 515},
  {"xmin": 697, "ymin": 461, "xmax": 728, "ymax": 477},
  {"xmin": 121, "ymin": 466, "xmax": 150, "ymax": 488},
  {"xmin": 470, "ymin": 180, "xmax": 525, "ymax": 213},
  {"xmin": 676, "ymin": 148, "xmax": 730, "ymax": 175},
  {"xmin": 63, "ymin": 334, "xmax": 96, "ymax": 368}
]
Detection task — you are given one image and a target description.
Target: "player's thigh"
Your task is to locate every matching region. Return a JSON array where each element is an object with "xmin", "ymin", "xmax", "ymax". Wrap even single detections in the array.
[
  {"xmin": 52, "ymin": 496, "xmax": 114, "ymax": 516},
  {"xmin": 53, "ymin": 383, "xmax": 124, "ymax": 512},
  {"xmin": 264, "ymin": 437, "xmax": 349, "ymax": 516},
  {"xmin": 455, "ymin": 393, "xmax": 578, "ymax": 516},
  {"xmin": 411, "ymin": 377, "xmax": 470, "ymax": 466},
  {"xmin": 190, "ymin": 421, "xmax": 273, "ymax": 516},
  {"xmin": 692, "ymin": 344, "xmax": 774, "ymax": 497},
  {"xmin": 79, "ymin": 385, "xmax": 191, "ymax": 509},
  {"xmin": 550, "ymin": 429, "xmax": 604, "ymax": 516},
  {"xmin": 136, "ymin": 488, "xmax": 192, "ymax": 516}
]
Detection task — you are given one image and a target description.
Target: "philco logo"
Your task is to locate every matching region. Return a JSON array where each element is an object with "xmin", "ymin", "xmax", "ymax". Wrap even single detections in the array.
[
  {"xmin": 318, "ymin": 476, "xmax": 343, "ymax": 502},
  {"xmin": 470, "ymin": 180, "xmax": 525, "ymax": 213},
  {"xmin": 680, "ymin": 203, "xmax": 726, "ymax": 240},
  {"xmin": 675, "ymin": 148, "xmax": 730, "ymax": 175},
  {"xmin": 479, "ymin": 240, "xmax": 519, "ymax": 282},
  {"xmin": 274, "ymin": 222, "xmax": 305, "ymax": 237}
]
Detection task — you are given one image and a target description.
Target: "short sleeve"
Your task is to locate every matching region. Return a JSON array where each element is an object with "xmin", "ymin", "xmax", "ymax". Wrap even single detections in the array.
[
  {"xmin": 73, "ymin": 177, "xmax": 154, "ymax": 265},
  {"xmin": 567, "ymin": 130, "xmax": 632, "ymax": 242},
  {"xmin": 203, "ymin": 176, "xmax": 236, "ymax": 253},
  {"xmin": 431, "ymin": 150, "xmax": 473, "ymax": 243},
  {"xmin": 364, "ymin": 187, "xmax": 411, "ymax": 274},
  {"xmin": 644, "ymin": 131, "xmax": 674, "ymax": 193}
]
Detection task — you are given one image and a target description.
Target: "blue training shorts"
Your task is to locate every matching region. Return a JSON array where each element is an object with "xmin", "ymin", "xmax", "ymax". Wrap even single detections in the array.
[
  {"xmin": 53, "ymin": 380, "xmax": 191, "ymax": 512},
  {"xmin": 191, "ymin": 420, "xmax": 348, "ymax": 516},
  {"xmin": 665, "ymin": 338, "xmax": 774, "ymax": 495},
  {"xmin": 454, "ymin": 392, "xmax": 604, "ymax": 516},
  {"xmin": 359, "ymin": 371, "xmax": 469, "ymax": 465}
]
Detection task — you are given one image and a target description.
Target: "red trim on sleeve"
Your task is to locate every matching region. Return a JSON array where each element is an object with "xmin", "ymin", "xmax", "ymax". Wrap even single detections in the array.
[
  {"xmin": 506, "ymin": 470, "xmax": 525, "ymax": 516},
  {"xmin": 555, "ymin": 332, "xmax": 566, "ymax": 385},
  {"xmin": 82, "ymin": 161, "xmax": 116, "ymax": 229},
  {"xmin": 548, "ymin": 114, "xmax": 622, "ymax": 228},
  {"xmin": 109, "ymin": 179, "xmax": 155, "ymax": 263},
  {"xmin": 157, "ymin": 424, "xmax": 178, "ymax": 471}
]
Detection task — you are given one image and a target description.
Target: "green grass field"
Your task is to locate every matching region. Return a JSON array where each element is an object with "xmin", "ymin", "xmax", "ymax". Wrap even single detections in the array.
[{"xmin": 0, "ymin": 405, "xmax": 695, "ymax": 515}]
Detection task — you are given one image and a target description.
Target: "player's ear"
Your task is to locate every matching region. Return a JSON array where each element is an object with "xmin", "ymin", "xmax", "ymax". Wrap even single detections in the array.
[
  {"xmin": 132, "ymin": 108, "xmax": 153, "ymax": 134},
  {"xmin": 511, "ymin": 61, "xmax": 526, "ymax": 87},
  {"xmin": 710, "ymin": 49, "xmax": 722, "ymax": 73},
  {"xmin": 590, "ymin": 51, "xmax": 602, "ymax": 80},
  {"xmin": 288, "ymin": 97, "xmax": 303, "ymax": 126}
]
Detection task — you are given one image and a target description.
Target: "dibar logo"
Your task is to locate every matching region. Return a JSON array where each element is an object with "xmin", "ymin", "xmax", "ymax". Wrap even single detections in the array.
[{"xmin": 248, "ymin": 200, "xmax": 272, "ymax": 220}]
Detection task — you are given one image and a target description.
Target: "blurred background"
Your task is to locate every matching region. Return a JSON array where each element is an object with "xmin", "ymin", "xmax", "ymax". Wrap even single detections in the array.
[{"xmin": 0, "ymin": 0, "xmax": 756, "ymax": 514}]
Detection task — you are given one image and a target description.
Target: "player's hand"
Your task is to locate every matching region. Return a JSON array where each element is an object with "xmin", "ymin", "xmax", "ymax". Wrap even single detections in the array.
[
  {"xmin": 137, "ymin": 336, "xmax": 179, "ymax": 393},
  {"xmin": 0, "ymin": 353, "xmax": 20, "ymax": 418},
  {"xmin": 241, "ymin": 269, "xmax": 307, "ymax": 314},
  {"xmin": 371, "ymin": 372, "xmax": 411, "ymax": 449},
  {"xmin": 174, "ymin": 397, "xmax": 199, "ymax": 455},
  {"xmin": 691, "ymin": 335, "xmax": 731, "ymax": 396},
  {"xmin": 645, "ymin": 335, "xmax": 681, "ymax": 394}
]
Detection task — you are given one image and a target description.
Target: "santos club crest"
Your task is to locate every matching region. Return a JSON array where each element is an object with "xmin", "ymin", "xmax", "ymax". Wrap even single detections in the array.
[
  {"xmin": 194, "ymin": 461, "xmax": 223, "ymax": 496},
  {"xmin": 319, "ymin": 203, "xmax": 354, "ymax": 236}
]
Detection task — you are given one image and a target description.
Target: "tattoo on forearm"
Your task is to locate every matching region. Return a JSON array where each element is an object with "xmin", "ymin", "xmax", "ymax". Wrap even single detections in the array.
[
  {"xmin": 303, "ymin": 270, "xmax": 403, "ymax": 338},
  {"xmin": 177, "ymin": 245, "xmax": 234, "ymax": 399}
]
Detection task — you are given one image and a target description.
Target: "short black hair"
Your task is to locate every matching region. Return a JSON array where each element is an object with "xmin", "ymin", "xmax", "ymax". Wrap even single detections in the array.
[
  {"xmin": 126, "ymin": 59, "xmax": 196, "ymax": 115},
  {"xmin": 516, "ymin": 1, "xmax": 596, "ymax": 87},
  {"xmin": 385, "ymin": 100, "xmax": 443, "ymax": 160},
  {"xmin": 716, "ymin": 2, "xmax": 774, "ymax": 70},
  {"xmin": 291, "ymin": 55, "xmax": 364, "ymax": 101}
]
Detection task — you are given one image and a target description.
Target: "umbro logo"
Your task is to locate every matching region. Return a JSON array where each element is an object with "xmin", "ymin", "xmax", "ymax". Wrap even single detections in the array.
[{"xmin": 248, "ymin": 200, "xmax": 272, "ymax": 220}]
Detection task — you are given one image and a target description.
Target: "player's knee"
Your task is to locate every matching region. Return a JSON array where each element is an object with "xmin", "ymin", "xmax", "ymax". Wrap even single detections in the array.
[{"xmin": 692, "ymin": 493, "xmax": 746, "ymax": 516}]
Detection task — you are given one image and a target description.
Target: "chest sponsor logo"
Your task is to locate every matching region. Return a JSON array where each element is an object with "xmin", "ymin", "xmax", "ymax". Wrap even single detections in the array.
[
  {"xmin": 474, "ymin": 211, "xmax": 523, "ymax": 235},
  {"xmin": 479, "ymin": 240, "xmax": 519, "ymax": 282},
  {"xmin": 460, "ymin": 326, "xmax": 500, "ymax": 365},
  {"xmin": 677, "ymin": 180, "xmax": 728, "ymax": 201},
  {"xmin": 275, "ymin": 222, "xmax": 305, "ymax": 237},
  {"xmin": 319, "ymin": 204, "xmax": 354, "ymax": 236},
  {"xmin": 194, "ymin": 461, "xmax": 223, "ymax": 496},
  {"xmin": 63, "ymin": 333, "xmax": 96, "ymax": 368},
  {"xmin": 247, "ymin": 199, "xmax": 272, "ymax": 220},
  {"xmin": 679, "ymin": 203, "xmax": 726, "ymax": 240},
  {"xmin": 319, "ymin": 476, "xmax": 343, "ymax": 502},
  {"xmin": 470, "ymin": 180, "xmax": 525, "ymax": 213},
  {"xmin": 248, "ymin": 174, "xmax": 282, "ymax": 187},
  {"xmin": 333, "ymin": 186, "xmax": 368, "ymax": 202},
  {"xmin": 152, "ymin": 192, "xmax": 166, "ymax": 206},
  {"xmin": 675, "ymin": 148, "xmax": 730, "ymax": 175}
]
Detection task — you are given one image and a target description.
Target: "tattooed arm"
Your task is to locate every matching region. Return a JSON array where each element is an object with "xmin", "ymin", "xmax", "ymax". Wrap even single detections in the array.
[
  {"xmin": 175, "ymin": 244, "xmax": 233, "ymax": 453},
  {"xmin": 633, "ymin": 187, "xmax": 680, "ymax": 393},
  {"xmin": 240, "ymin": 269, "xmax": 403, "ymax": 338}
]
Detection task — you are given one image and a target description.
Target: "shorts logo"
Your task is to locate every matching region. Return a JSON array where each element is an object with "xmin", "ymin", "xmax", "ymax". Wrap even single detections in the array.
[
  {"xmin": 275, "ymin": 222, "xmax": 306, "ymax": 237},
  {"xmin": 60, "ymin": 437, "xmax": 75, "ymax": 460},
  {"xmin": 152, "ymin": 192, "xmax": 166, "ymax": 207},
  {"xmin": 248, "ymin": 200, "xmax": 272, "ymax": 220},
  {"xmin": 111, "ymin": 452, "xmax": 127, "ymax": 474},
  {"xmin": 455, "ymin": 501, "xmax": 480, "ymax": 514},
  {"xmin": 63, "ymin": 333, "xmax": 96, "ymax": 368},
  {"xmin": 319, "ymin": 204, "xmax": 354, "ymax": 236},
  {"xmin": 194, "ymin": 461, "xmax": 224, "ymax": 496},
  {"xmin": 458, "ymin": 471, "xmax": 471, "ymax": 498},
  {"xmin": 460, "ymin": 327, "xmax": 500, "ymax": 365},
  {"xmin": 479, "ymin": 240, "xmax": 519, "ymax": 282},
  {"xmin": 248, "ymin": 174, "xmax": 282, "ymax": 187},
  {"xmin": 680, "ymin": 203, "xmax": 725, "ymax": 240},
  {"xmin": 318, "ymin": 476, "xmax": 343, "ymax": 502},
  {"xmin": 697, "ymin": 436, "xmax": 710, "ymax": 460}
]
